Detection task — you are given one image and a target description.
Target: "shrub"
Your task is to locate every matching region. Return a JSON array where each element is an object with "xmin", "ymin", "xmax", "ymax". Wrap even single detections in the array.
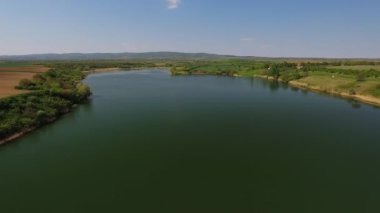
[
  {"xmin": 16, "ymin": 79, "xmax": 36, "ymax": 90},
  {"xmin": 349, "ymin": 89, "xmax": 356, "ymax": 95},
  {"xmin": 356, "ymin": 73, "xmax": 366, "ymax": 82}
]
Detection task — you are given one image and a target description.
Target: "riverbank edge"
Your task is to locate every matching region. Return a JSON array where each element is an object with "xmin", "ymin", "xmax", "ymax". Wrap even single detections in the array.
[
  {"xmin": 251, "ymin": 75, "xmax": 380, "ymax": 107},
  {"xmin": 288, "ymin": 80, "xmax": 380, "ymax": 107},
  {"xmin": 84, "ymin": 67, "xmax": 170, "ymax": 75},
  {"xmin": 0, "ymin": 78, "xmax": 94, "ymax": 146},
  {"xmin": 84, "ymin": 67, "xmax": 122, "ymax": 74},
  {"xmin": 173, "ymin": 71, "xmax": 380, "ymax": 107},
  {"xmin": 0, "ymin": 109, "xmax": 70, "ymax": 146},
  {"xmin": 3, "ymin": 68, "xmax": 379, "ymax": 145},
  {"xmin": 0, "ymin": 127, "xmax": 36, "ymax": 145},
  {"xmin": 0, "ymin": 67, "xmax": 163, "ymax": 146}
]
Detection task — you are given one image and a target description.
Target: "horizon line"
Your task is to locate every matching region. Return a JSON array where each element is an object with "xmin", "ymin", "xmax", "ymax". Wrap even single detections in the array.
[{"xmin": 0, "ymin": 51, "xmax": 379, "ymax": 60}]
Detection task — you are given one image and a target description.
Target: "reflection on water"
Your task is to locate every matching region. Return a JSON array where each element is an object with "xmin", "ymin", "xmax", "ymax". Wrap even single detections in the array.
[
  {"xmin": 347, "ymin": 99, "xmax": 362, "ymax": 109},
  {"xmin": 269, "ymin": 80, "xmax": 280, "ymax": 91},
  {"xmin": 1, "ymin": 70, "xmax": 380, "ymax": 212},
  {"xmin": 290, "ymin": 86, "xmax": 299, "ymax": 92}
]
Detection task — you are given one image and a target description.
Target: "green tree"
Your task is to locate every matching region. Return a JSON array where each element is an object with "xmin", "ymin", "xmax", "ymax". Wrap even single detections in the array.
[
  {"xmin": 270, "ymin": 64, "xmax": 280, "ymax": 79},
  {"xmin": 17, "ymin": 79, "xmax": 35, "ymax": 90},
  {"xmin": 356, "ymin": 72, "xmax": 366, "ymax": 82}
]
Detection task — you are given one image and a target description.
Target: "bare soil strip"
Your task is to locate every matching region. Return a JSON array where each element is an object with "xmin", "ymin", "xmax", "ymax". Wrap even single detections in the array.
[
  {"xmin": 0, "ymin": 65, "xmax": 49, "ymax": 98},
  {"xmin": 0, "ymin": 65, "xmax": 49, "ymax": 73}
]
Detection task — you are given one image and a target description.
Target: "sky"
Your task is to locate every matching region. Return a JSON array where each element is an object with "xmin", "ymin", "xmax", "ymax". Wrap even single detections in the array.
[{"xmin": 0, "ymin": 0, "xmax": 379, "ymax": 58}]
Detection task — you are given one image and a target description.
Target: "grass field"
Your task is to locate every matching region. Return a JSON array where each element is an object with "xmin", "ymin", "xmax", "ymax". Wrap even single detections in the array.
[
  {"xmin": 328, "ymin": 65, "xmax": 380, "ymax": 71},
  {"xmin": 292, "ymin": 72, "xmax": 380, "ymax": 98}
]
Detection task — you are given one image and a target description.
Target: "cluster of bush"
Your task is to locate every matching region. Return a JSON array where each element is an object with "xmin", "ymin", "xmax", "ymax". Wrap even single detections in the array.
[
  {"xmin": 170, "ymin": 60, "xmax": 380, "ymax": 83},
  {"xmin": 0, "ymin": 65, "xmax": 91, "ymax": 140},
  {"xmin": 322, "ymin": 68, "xmax": 380, "ymax": 78},
  {"xmin": 1, "ymin": 60, "xmax": 168, "ymax": 140},
  {"xmin": 263, "ymin": 62, "xmax": 308, "ymax": 82},
  {"xmin": 170, "ymin": 60, "xmax": 269, "ymax": 76},
  {"xmin": 3, "ymin": 59, "xmax": 379, "ymax": 140},
  {"xmin": 268, "ymin": 62, "xmax": 380, "ymax": 82},
  {"xmin": 44, "ymin": 61, "xmax": 164, "ymax": 71}
]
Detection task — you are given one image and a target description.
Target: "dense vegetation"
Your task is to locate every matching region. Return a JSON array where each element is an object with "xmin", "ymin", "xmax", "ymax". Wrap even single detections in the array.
[
  {"xmin": 170, "ymin": 59, "xmax": 380, "ymax": 99},
  {"xmin": 0, "ymin": 60, "xmax": 171, "ymax": 141},
  {"xmin": 171, "ymin": 60, "xmax": 380, "ymax": 80},
  {"xmin": 2, "ymin": 58, "xmax": 380, "ymax": 142},
  {"xmin": 42, "ymin": 60, "xmax": 169, "ymax": 70},
  {"xmin": 0, "ymin": 66, "xmax": 91, "ymax": 140}
]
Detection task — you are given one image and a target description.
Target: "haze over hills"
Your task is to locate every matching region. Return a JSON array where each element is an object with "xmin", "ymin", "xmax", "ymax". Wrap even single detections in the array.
[
  {"xmin": 0, "ymin": 52, "xmax": 379, "ymax": 61},
  {"xmin": 0, "ymin": 52, "xmax": 242, "ymax": 61}
]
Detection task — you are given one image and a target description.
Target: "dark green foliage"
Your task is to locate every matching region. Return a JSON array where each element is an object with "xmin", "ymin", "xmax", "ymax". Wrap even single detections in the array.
[
  {"xmin": 356, "ymin": 72, "xmax": 367, "ymax": 82},
  {"xmin": 169, "ymin": 59, "xmax": 380, "ymax": 82},
  {"xmin": 170, "ymin": 60, "xmax": 269, "ymax": 76},
  {"xmin": 1, "ymin": 60, "xmax": 165, "ymax": 140},
  {"xmin": 0, "ymin": 64, "xmax": 92, "ymax": 140},
  {"xmin": 280, "ymin": 70, "xmax": 306, "ymax": 83},
  {"xmin": 43, "ymin": 60, "xmax": 160, "ymax": 71},
  {"xmin": 321, "ymin": 68, "xmax": 379, "ymax": 78},
  {"xmin": 16, "ymin": 79, "xmax": 36, "ymax": 90},
  {"xmin": 342, "ymin": 60, "xmax": 377, "ymax": 66},
  {"xmin": 0, "ymin": 92, "xmax": 73, "ymax": 138},
  {"xmin": 2, "ymin": 58, "xmax": 380, "ymax": 141},
  {"xmin": 269, "ymin": 64, "xmax": 281, "ymax": 79}
]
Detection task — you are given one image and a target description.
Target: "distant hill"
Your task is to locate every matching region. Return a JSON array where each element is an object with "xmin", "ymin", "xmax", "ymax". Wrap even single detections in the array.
[
  {"xmin": 1, "ymin": 52, "xmax": 378, "ymax": 61},
  {"xmin": 0, "ymin": 52, "xmax": 242, "ymax": 61}
]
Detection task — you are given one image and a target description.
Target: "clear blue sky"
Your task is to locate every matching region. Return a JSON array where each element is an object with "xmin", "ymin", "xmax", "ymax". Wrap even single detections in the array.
[{"xmin": 1, "ymin": 0, "xmax": 379, "ymax": 58}]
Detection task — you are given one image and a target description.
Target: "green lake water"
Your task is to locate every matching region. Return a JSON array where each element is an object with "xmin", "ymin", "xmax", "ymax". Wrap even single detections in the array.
[{"xmin": 1, "ymin": 69, "xmax": 380, "ymax": 212}]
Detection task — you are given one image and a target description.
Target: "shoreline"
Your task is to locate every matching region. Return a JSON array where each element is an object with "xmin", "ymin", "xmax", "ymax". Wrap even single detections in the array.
[
  {"xmin": 0, "ymin": 109, "xmax": 72, "ymax": 146},
  {"xmin": 2, "ymin": 68, "xmax": 380, "ymax": 145},
  {"xmin": 85, "ymin": 67, "xmax": 170, "ymax": 75},
  {"xmin": 0, "ymin": 127, "xmax": 36, "ymax": 146},
  {"xmin": 84, "ymin": 67, "xmax": 122, "ymax": 74},
  {"xmin": 175, "ymin": 72, "xmax": 380, "ymax": 108},
  {"xmin": 0, "ymin": 71, "xmax": 90, "ymax": 146},
  {"xmin": 288, "ymin": 80, "xmax": 380, "ymax": 107},
  {"xmin": 0, "ymin": 67, "xmax": 164, "ymax": 146},
  {"xmin": 253, "ymin": 74, "xmax": 380, "ymax": 107}
]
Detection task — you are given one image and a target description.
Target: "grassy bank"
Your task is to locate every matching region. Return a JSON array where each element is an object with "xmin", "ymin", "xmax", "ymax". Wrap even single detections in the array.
[
  {"xmin": 2, "ymin": 59, "xmax": 380, "ymax": 144},
  {"xmin": 0, "ymin": 67, "xmax": 91, "ymax": 144},
  {"xmin": 0, "ymin": 60, "xmax": 169, "ymax": 144},
  {"xmin": 170, "ymin": 59, "xmax": 380, "ymax": 107},
  {"xmin": 288, "ymin": 73, "xmax": 380, "ymax": 106}
]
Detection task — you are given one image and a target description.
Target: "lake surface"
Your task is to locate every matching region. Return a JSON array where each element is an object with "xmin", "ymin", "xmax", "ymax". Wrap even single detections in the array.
[{"xmin": 1, "ymin": 69, "xmax": 380, "ymax": 212}]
